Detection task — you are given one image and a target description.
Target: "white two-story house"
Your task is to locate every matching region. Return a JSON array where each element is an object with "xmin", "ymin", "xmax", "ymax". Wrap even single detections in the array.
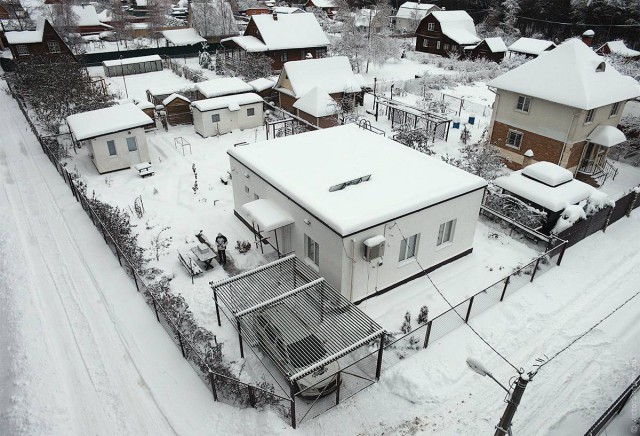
[{"xmin": 487, "ymin": 38, "xmax": 640, "ymax": 186}]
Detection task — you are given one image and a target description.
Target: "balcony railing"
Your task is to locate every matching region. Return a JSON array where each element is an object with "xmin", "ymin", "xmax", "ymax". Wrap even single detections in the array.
[{"xmin": 578, "ymin": 158, "xmax": 618, "ymax": 185}]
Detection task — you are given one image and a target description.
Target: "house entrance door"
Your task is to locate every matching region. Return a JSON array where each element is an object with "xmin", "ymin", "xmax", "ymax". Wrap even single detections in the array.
[{"xmin": 126, "ymin": 137, "xmax": 142, "ymax": 165}]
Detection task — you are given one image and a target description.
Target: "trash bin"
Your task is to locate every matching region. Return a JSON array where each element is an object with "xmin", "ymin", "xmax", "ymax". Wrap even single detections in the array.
[
  {"xmin": 468, "ymin": 116, "xmax": 476, "ymax": 125},
  {"xmin": 452, "ymin": 117, "xmax": 460, "ymax": 129}
]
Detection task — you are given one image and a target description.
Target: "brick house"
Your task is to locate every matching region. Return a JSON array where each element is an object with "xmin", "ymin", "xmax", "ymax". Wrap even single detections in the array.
[
  {"xmin": 487, "ymin": 39, "xmax": 640, "ymax": 186},
  {"xmin": 415, "ymin": 10, "xmax": 480, "ymax": 56},
  {"xmin": 221, "ymin": 13, "xmax": 329, "ymax": 71},
  {"xmin": 274, "ymin": 56, "xmax": 361, "ymax": 126},
  {"xmin": 4, "ymin": 17, "xmax": 74, "ymax": 60}
]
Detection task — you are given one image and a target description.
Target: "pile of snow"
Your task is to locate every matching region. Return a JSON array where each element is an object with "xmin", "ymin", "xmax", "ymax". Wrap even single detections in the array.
[
  {"xmin": 552, "ymin": 204, "xmax": 586, "ymax": 234},
  {"xmin": 522, "ymin": 161, "xmax": 573, "ymax": 187},
  {"xmin": 585, "ymin": 191, "xmax": 615, "ymax": 216}
]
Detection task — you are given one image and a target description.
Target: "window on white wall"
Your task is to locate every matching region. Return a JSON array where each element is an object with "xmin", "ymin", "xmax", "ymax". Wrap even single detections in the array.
[
  {"xmin": 211, "ymin": 113, "xmax": 221, "ymax": 123},
  {"xmin": 247, "ymin": 107, "xmax": 255, "ymax": 117},
  {"xmin": 516, "ymin": 95, "xmax": 531, "ymax": 113},
  {"xmin": 107, "ymin": 140, "xmax": 117, "ymax": 156},
  {"xmin": 585, "ymin": 109, "xmax": 595, "ymax": 124},
  {"xmin": 436, "ymin": 41, "xmax": 441, "ymax": 50},
  {"xmin": 305, "ymin": 234, "xmax": 319, "ymax": 267},
  {"xmin": 610, "ymin": 102, "xmax": 620, "ymax": 117},
  {"xmin": 506, "ymin": 129, "xmax": 523, "ymax": 149},
  {"xmin": 126, "ymin": 137, "xmax": 138, "ymax": 151},
  {"xmin": 437, "ymin": 219, "xmax": 456, "ymax": 246},
  {"xmin": 399, "ymin": 233, "xmax": 419, "ymax": 262}
]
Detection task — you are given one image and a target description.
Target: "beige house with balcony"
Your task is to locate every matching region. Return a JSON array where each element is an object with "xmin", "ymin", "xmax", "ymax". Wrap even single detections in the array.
[{"xmin": 487, "ymin": 39, "xmax": 640, "ymax": 186}]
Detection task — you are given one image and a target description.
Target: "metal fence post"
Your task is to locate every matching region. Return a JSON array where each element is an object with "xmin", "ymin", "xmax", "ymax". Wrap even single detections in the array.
[
  {"xmin": 500, "ymin": 277, "xmax": 510, "ymax": 302},
  {"xmin": 237, "ymin": 320, "xmax": 244, "ymax": 359},
  {"xmin": 177, "ymin": 331, "xmax": 186, "ymax": 358},
  {"xmin": 209, "ymin": 371, "xmax": 218, "ymax": 401},
  {"xmin": 335, "ymin": 371, "xmax": 341, "ymax": 405},
  {"xmin": 248, "ymin": 385, "xmax": 256, "ymax": 408},
  {"xmin": 529, "ymin": 257, "xmax": 542, "ymax": 282},
  {"xmin": 557, "ymin": 242, "xmax": 567, "ymax": 266},
  {"xmin": 131, "ymin": 267, "xmax": 140, "ymax": 292},
  {"xmin": 213, "ymin": 288, "xmax": 222, "ymax": 327},
  {"xmin": 465, "ymin": 296, "xmax": 474, "ymax": 322},
  {"xmin": 290, "ymin": 385, "xmax": 297, "ymax": 429},
  {"xmin": 423, "ymin": 320, "xmax": 432, "ymax": 348},
  {"xmin": 375, "ymin": 333, "xmax": 385, "ymax": 380},
  {"xmin": 151, "ymin": 296, "xmax": 160, "ymax": 322},
  {"xmin": 602, "ymin": 207, "xmax": 613, "ymax": 232}
]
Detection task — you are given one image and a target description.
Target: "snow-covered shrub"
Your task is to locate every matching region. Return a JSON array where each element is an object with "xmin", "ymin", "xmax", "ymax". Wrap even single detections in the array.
[
  {"xmin": 401, "ymin": 311, "xmax": 412, "ymax": 334},
  {"xmin": 584, "ymin": 191, "xmax": 614, "ymax": 217},
  {"xmin": 483, "ymin": 184, "xmax": 547, "ymax": 230},
  {"xmin": 393, "ymin": 126, "xmax": 435, "ymax": 156},
  {"xmin": 552, "ymin": 204, "xmax": 586, "ymax": 234},
  {"xmin": 236, "ymin": 240, "xmax": 252, "ymax": 253},
  {"xmin": 215, "ymin": 50, "xmax": 225, "ymax": 75},
  {"xmin": 417, "ymin": 305, "xmax": 429, "ymax": 325},
  {"xmin": 235, "ymin": 53, "xmax": 273, "ymax": 81},
  {"xmin": 442, "ymin": 135, "xmax": 505, "ymax": 181},
  {"xmin": 199, "ymin": 42, "xmax": 212, "ymax": 69}
]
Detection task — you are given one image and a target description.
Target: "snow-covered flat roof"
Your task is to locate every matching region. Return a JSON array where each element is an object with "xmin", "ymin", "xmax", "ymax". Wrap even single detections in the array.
[
  {"xmin": 293, "ymin": 86, "xmax": 339, "ymax": 117},
  {"xmin": 67, "ymin": 103, "xmax": 153, "ymax": 141},
  {"xmin": 484, "ymin": 37, "xmax": 507, "ymax": 52},
  {"xmin": 521, "ymin": 161, "xmax": 572, "ymax": 187},
  {"xmin": 162, "ymin": 28, "xmax": 206, "ymax": 46},
  {"xmin": 431, "ymin": 11, "xmax": 480, "ymax": 45},
  {"xmin": 508, "ymin": 37, "xmax": 555, "ymax": 55},
  {"xmin": 278, "ymin": 56, "xmax": 361, "ymax": 97},
  {"xmin": 494, "ymin": 165, "xmax": 596, "ymax": 213},
  {"xmin": 133, "ymin": 98, "xmax": 155, "ymax": 110},
  {"xmin": 191, "ymin": 92, "xmax": 263, "ymax": 112},
  {"xmin": 195, "ymin": 77, "xmax": 253, "ymax": 98},
  {"xmin": 248, "ymin": 77, "xmax": 275, "ymax": 92},
  {"xmin": 241, "ymin": 199, "xmax": 294, "ymax": 232},
  {"xmin": 228, "ymin": 125, "xmax": 487, "ymax": 236},
  {"xmin": 102, "ymin": 54, "xmax": 162, "ymax": 67},
  {"xmin": 250, "ymin": 13, "xmax": 329, "ymax": 51},
  {"xmin": 5, "ymin": 16, "xmax": 45, "ymax": 44},
  {"xmin": 489, "ymin": 39, "xmax": 640, "ymax": 110},
  {"xmin": 395, "ymin": 2, "xmax": 437, "ymax": 19},
  {"xmin": 586, "ymin": 125, "xmax": 626, "ymax": 148}
]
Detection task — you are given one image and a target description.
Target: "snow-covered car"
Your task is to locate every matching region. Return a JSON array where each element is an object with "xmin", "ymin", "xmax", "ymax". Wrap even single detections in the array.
[{"xmin": 253, "ymin": 304, "xmax": 340, "ymax": 398}]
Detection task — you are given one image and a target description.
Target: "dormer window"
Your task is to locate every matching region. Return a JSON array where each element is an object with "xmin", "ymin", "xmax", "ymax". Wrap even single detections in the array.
[
  {"xmin": 516, "ymin": 95, "xmax": 531, "ymax": 113},
  {"xmin": 596, "ymin": 62, "xmax": 606, "ymax": 72}
]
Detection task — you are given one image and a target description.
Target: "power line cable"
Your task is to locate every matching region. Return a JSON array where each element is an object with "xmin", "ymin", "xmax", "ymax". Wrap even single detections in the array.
[
  {"xmin": 515, "ymin": 15, "xmax": 640, "ymax": 27},
  {"xmin": 533, "ymin": 290, "xmax": 640, "ymax": 374},
  {"xmin": 388, "ymin": 221, "xmax": 522, "ymax": 374}
]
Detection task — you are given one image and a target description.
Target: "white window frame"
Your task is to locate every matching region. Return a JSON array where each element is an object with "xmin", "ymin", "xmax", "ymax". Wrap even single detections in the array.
[
  {"xmin": 304, "ymin": 234, "xmax": 319, "ymax": 268},
  {"xmin": 427, "ymin": 22, "xmax": 435, "ymax": 31},
  {"xmin": 399, "ymin": 233, "xmax": 420, "ymax": 262},
  {"xmin": 211, "ymin": 113, "xmax": 221, "ymax": 123},
  {"xmin": 609, "ymin": 102, "xmax": 619, "ymax": 118},
  {"xmin": 437, "ymin": 219, "xmax": 456, "ymax": 247},
  {"xmin": 16, "ymin": 44, "xmax": 29, "ymax": 56},
  {"xmin": 422, "ymin": 39, "xmax": 428, "ymax": 48},
  {"xmin": 47, "ymin": 40, "xmax": 61, "ymax": 53},
  {"xmin": 247, "ymin": 107, "xmax": 255, "ymax": 117},
  {"xmin": 436, "ymin": 41, "xmax": 441, "ymax": 50},
  {"xmin": 585, "ymin": 109, "xmax": 595, "ymax": 124},
  {"xmin": 281, "ymin": 52, "xmax": 288, "ymax": 62},
  {"xmin": 506, "ymin": 129, "xmax": 523, "ymax": 149},
  {"xmin": 516, "ymin": 95, "xmax": 531, "ymax": 113},
  {"xmin": 107, "ymin": 139, "xmax": 117, "ymax": 156}
]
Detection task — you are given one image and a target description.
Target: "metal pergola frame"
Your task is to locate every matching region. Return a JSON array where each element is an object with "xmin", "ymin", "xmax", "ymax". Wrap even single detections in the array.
[{"xmin": 210, "ymin": 255, "xmax": 385, "ymax": 421}]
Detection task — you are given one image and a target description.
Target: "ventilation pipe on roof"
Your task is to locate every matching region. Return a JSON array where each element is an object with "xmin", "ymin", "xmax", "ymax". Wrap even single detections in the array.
[
  {"xmin": 581, "ymin": 29, "xmax": 594, "ymax": 47},
  {"xmin": 272, "ymin": 11, "xmax": 278, "ymax": 20}
]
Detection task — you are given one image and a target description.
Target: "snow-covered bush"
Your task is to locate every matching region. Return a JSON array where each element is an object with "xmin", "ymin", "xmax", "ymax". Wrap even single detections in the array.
[
  {"xmin": 393, "ymin": 126, "xmax": 435, "ymax": 156},
  {"xmin": 442, "ymin": 135, "xmax": 505, "ymax": 181},
  {"xmin": 199, "ymin": 42, "xmax": 212, "ymax": 69},
  {"xmin": 234, "ymin": 53, "xmax": 273, "ymax": 81},
  {"xmin": 552, "ymin": 204, "xmax": 586, "ymax": 234},
  {"xmin": 584, "ymin": 191, "xmax": 615, "ymax": 217},
  {"xmin": 417, "ymin": 305, "xmax": 429, "ymax": 325},
  {"xmin": 483, "ymin": 184, "xmax": 547, "ymax": 230},
  {"xmin": 401, "ymin": 311, "xmax": 412, "ymax": 334}
]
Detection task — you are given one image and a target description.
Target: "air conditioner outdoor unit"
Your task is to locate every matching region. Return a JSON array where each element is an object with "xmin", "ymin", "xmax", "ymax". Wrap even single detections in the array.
[{"xmin": 363, "ymin": 235, "xmax": 385, "ymax": 261}]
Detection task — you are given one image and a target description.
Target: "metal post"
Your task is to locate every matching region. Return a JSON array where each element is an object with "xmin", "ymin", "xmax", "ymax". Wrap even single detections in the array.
[
  {"xmin": 465, "ymin": 296, "xmax": 474, "ymax": 322},
  {"xmin": 500, "ymin": 276, "xmax": 510, "ymax": 302},
  {"xmin": 151, "ymin": 296, "xmax": 160, "ymax": 322},
  {"xmin": 248, "ymin": 385, "xmax": 256, "ymax": 407},
  {"xmin": 209, "ymin": 371, "xmax": 218, "ymax": 401},
  {"xmin": 320, "ymin": 281, "xmax": 324, "ymax": 323},
  {"xmin": 177, "ymin": 331, "xmax": 186, "ymax": 357},
  {"xmin": 214, "ymin": 288, "xmax": 221, "ymax": 327},
  {"xmin": 423, "ymin": 320, "xmax": 432, "ymax": 348},
  {"xmin": 290, "ymin": 384, "xmax": 297, "ymax": 429},
  {"xmin": 557, "ymin": 241, "xmax": 567, "ymax": 266},
  {"xmin": 237, "ymin": 319, "xmax": 244, "ymax": 358},
  {"xmin": 375, "ymin": 333, "xmax": 385, "ymax": 380},
  {"xmin": 530, "ymin": 257, "xmax": 542, "ymax": 282},
  {"xmin": 494, "ymin": 374, "xmax": 530, "ymax": 436},
  {"xmin": 131, "ymin": 267, "xmax": 140, "ymax": 292},
  {"xmin": 115, "ymin": 246, "xmax": 122, "ymax": 266},
  {"xmin": 335, "ymin": 372, "xmax": 341, "ymax": 405},
  {"xmin": 602, "ymin": 207, "xmax": 613, "ymax": 232}
]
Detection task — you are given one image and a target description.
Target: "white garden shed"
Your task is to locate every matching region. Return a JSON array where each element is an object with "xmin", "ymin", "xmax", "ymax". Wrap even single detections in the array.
[
  {"xmin": 228, "ymin": 125, "xmax": 487, "ymax": 303},
  {"xmin": 192, "ymin": 92, "xmax": 264, "ymax": 137},
  {"xmin": 66, "ymin": 103, "xmax": 152, "ymax": 174}
]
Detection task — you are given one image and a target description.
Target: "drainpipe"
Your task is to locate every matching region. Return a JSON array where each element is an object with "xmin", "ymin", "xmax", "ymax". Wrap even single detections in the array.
[
  {"xmin": 349, "ymin": 238, "xmax": 356, "ymax": 302},
  {"xmin": 559, "ymin": 112, "xmax": 580, "ymax": 170},
  {"xmin": 486, "ymin": 87, "xmax": 498, "ymax": 141}
]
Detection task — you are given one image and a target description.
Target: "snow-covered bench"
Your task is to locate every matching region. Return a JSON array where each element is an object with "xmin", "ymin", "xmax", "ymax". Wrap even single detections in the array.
[
  {"xmin": 178, "ymin": 250, "xmax": 202, "ymax": 283},
  {"xmin": 134, "ymin": 162, "xmax": 155, "ymax": 178}
]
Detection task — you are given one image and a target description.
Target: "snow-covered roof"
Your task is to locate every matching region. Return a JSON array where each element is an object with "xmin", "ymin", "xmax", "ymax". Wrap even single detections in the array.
[
  {"xmin": 195, "ymin": 77, "xmax": 253, "ymax": 98},
  {"xmin": 586, "ymin": 125, "xmax": 626, "ymax": 148},
  {"xmin": 306, "ymin": 0, "xmax": 335, "ymax": 8},
  {"xmin": 508, "ymin": 37, "xmax": 555, "ymax": 56},
  {"xmin": 484, "ymin": 37, "xmax": 507, "ymax": 52},
  {"xmin": 522, "ymin": 161, "xmax": 572, "ymax": 187},
  {"xmin": 162, "ymin": 93, "xmax": 191, "ymax": 106},
  {"xmin": 72, "ymin": 5, "xmax": 102, "ymax": 27},
  {"xmin": 293, "ymin": 86, "xmax": 339, "ymax": 117},
  {"xmin": 102, "ymin": 54, "xmax": 162, "ymax": 67},
  {"xmin": 430, "ymin": 11, "xmax": 480, "ymax": 45},
  {"xmin": 191, "ymin": 92, "xmax": 263, "ymax": 112},
  {"xmin": 250, "ymin": 13, "xmax": 329, "ymax": 51},
  {"xmin": 67, "ymin": 104, "xmax": 153, "ymax": 141},
  {"xmin": 489, "ymin": 39, "xmax": 640, "ymax": 110},
  {"xmin": 598, "ymin": 40, "xmax": 640, "ymax": 58},
  {"xmin": 228, "ymin": 124, "xmax": 487, "ymax": 236},
  {"xmin": 133, "ymin": 99, "xmax": 155, "ymax": 110},
  {"xmin": 278, "ymin": 56, "xmax": 361, "ymax": 98},
  {"xmin": 249, "ymin": 77, "xmax": 275, "ymax": 92},
  {"xmin": 272, "ymin": 6, "xmax": 304, "ymax": 14},
  {"xmin": 162, "ymin": 28, "xmax": 206, "ymax": 46},
  {"xmin": 222, "ymin": 35, "xmax": 268, "ymax": 52},
  {"xmin": 494, "ymin": 163, "xmax": 595, "ymax": 212},
  {"xmin": 241, "ymin": 199, "xmax": 294, "ymax": 232},
  {"xmin": 5, "ymin": 16, "xmax": 45, "ymax": 44},
  {"xmin": 395, "ymin": 2, "xmax": 438, "ymax": 20},
  {"xmin": 97, "ymin": 9, "xmax": 112, "ymax": 23}
]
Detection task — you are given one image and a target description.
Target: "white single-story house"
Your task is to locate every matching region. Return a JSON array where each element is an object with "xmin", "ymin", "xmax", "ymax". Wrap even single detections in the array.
[
  {"xmin": 66, "ymin": 103, "xmax": 152, "ymax": 174},
  {"xmin": 195, "ymin": 77, "xmax": 254, "ymax": 100},
  {"xmin": 228, "ymin": 124, "xmax": 487, "ymax": 302},
  {"xmin": 192, "ymin": 92, "xmax": 264, "ymax": 137}
]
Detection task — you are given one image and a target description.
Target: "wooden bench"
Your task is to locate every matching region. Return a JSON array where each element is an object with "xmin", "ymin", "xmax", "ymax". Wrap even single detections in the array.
[
  {"xmin": 134, "ymin": 162, "xmax": 155, "ymax": 178},
  {"xmin": 178, "ymin": 250, "xmax": 203, "ymax": 284}
]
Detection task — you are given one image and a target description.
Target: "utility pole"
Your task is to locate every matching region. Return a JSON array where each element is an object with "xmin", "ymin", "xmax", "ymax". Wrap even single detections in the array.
[{"xmin": 494, "ymin": 373, "xmax": 530, "ymax": 436}]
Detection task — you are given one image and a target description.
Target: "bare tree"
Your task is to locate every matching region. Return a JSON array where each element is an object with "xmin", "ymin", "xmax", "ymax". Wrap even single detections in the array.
[{"xmin": 190, "ymin": 0, "xmax": 238, "ymax": 39}]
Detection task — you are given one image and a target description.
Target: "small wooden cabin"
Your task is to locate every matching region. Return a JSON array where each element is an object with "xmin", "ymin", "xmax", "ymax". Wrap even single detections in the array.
[{"xmin": 162, "ymin": 93, "xmax": 193, "ymax": 125}]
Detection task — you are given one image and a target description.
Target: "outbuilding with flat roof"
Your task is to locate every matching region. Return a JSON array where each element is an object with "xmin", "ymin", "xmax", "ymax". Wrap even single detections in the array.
[
  {"xmin": 228, "ymin": 124, "xmax": 487, "ymax": 302},
  {"xmin": 192, "ymin": 92, "xmax": 264, "ymax": 136}
]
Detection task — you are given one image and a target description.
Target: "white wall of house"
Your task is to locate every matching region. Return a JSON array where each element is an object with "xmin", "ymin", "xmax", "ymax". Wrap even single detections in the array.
[
  {"xmin": 394, "ymin": 16, "xmax": 422, "ymax": 33},
  {"xmin": 230, "ymin": 156, "xmax": 483, "ymax": 302},
  {"xmin": 193, "ymin": 102, "xmax": 263, "ymax": 137},
  {"xmin": 85, "ymin": 127, "xmax": 149, "ymax": 174}
]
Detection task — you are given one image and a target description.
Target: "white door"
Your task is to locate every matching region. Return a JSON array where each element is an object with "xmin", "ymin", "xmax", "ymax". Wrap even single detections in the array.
[{"xmin": 126, "ymin": 137, "xmax": 142, "ymax": 165}]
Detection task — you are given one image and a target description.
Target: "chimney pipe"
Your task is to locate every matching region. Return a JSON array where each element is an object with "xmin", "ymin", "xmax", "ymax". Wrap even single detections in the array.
[
  {"xmin": 581, "ymin": 29, "xmax": 594, "ymax": 46},
  {"xmin": 272, "ymin": 11, "xmax": 278, "ymax": 20}
]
